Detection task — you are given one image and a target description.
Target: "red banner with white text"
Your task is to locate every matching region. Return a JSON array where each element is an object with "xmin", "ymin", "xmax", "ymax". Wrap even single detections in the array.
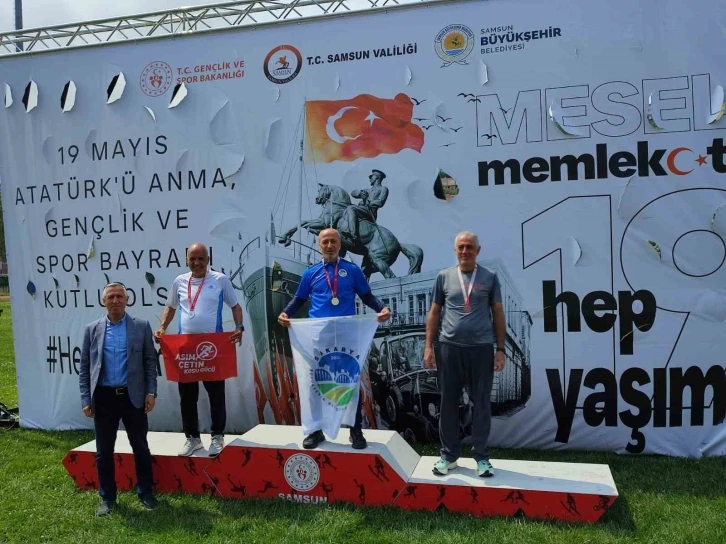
[{"xmin": 160, "ymin": 332, "xmax": 238, "ymax": 383}]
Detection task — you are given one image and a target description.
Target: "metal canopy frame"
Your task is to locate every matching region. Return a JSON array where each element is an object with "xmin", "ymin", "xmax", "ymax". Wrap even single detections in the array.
[{"xmin": 0, "ymin": 0, "xmax": 445, "ymax": 57}]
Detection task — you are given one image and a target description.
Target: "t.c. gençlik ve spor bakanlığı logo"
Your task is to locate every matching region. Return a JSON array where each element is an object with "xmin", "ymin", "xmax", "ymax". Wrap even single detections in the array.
[
  {"xmin": 284, "ymin": 453, "xmax": 320, "ymax": 492},
  {"xmin": 312, "ymin": 350, "xmax": 360, "ymax": 409},
  {"xmin": 196, "ymin": 341, "xmax": 218, "ymax": 361},
  {"xmin": 434, "ymin": 24, "xmax": 475, "ymax": 67},
  {"xmin": 140, "ymin": 61, "xmax": 173, "ymax": 96},
  {"xmin": 264, "ymin": 45, "xmax": 302, "ymax": 84}
]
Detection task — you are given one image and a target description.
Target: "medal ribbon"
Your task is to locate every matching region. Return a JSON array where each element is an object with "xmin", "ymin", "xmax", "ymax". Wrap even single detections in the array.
[
  {"xmin": 457, "ymin": 266, "xmax": 477, "ymax": 309},
  {"xmin": 187, "ymin": 275, "xmax": 206, "ymax": 313},
  {"xmin": 322, "ymin": 259, "xmax": 339, "ymax": 300}
]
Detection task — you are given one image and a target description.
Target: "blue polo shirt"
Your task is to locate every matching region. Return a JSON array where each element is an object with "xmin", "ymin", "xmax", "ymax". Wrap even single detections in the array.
[{"xmin": 296, "ymin": 259, "xmax": 371, "ymax": 318}]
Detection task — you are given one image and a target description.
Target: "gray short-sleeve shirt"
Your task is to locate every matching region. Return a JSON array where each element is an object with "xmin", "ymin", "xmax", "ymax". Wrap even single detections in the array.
[{"xmin": 432, "ymin": 264, "xmax": 502, "ymax": 346}]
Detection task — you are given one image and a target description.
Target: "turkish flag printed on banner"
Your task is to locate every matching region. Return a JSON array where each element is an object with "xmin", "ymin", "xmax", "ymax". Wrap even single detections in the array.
[
  {"xmin": 305, "ymin": 93, "xmax": 425, "ymax": 163},
  {"xmin": 160, "ymin": 332, "xmax": 238, "ymax": 383}
]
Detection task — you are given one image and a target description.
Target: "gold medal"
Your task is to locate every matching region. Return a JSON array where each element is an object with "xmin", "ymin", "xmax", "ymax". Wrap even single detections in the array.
[{"xmin": 323, "ymin": 260, "xmax": 341, "ymax": 307}]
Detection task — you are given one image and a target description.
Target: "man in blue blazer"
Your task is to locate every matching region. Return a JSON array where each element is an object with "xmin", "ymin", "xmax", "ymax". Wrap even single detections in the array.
[{"xmin": 79, "ymin": 282, "xmax": 159, "ymax": 517}]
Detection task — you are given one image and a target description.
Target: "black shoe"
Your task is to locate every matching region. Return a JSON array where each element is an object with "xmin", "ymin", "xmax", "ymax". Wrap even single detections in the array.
[
  {"xmin": 350, "ymin": 428, "xmax": 367, "ymax": 450},
  {"xmin": 303, "ymin": 430, "xmax": 325, "ymax": 449},
  {"xmin": 139, "ymin": 494, "xmax": 158, "ymax": 510},
  {"xmin": 95, "ymin": 501, "xmax": 115, "ymax": 517}
]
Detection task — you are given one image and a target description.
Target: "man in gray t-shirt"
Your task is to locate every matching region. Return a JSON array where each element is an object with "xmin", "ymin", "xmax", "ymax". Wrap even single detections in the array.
[
  {"xmin": 424, "ymin": 231, "xmax": 506, "ymax": 478},
  {"xmin": 433, "ymin": 263, "xmax": 501, "ymax": 346}
]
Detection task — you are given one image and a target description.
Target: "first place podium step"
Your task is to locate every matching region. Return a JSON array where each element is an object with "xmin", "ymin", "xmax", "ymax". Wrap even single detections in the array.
[
  {"xmin": 205, "ymin": 424, "xmax": 420, "ymax": 507},
  {"xmin": 63, "ymin": 424, "xmax": 618, "ymax": 523}
]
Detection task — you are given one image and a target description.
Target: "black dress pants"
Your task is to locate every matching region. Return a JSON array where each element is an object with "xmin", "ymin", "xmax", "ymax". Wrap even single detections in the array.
[{"xmin": 93, "ymin": 386, "xmax": 153, "ymax": 502}]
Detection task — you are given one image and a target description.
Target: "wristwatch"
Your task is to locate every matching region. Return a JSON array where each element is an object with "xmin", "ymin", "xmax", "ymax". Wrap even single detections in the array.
[
  {"xmin": 496, "ymin": 347, "xmax": 505, "ymax": 353},
  {"xmin": 235, "ymin": 324, "xmax": 245, "ymax": 331}
]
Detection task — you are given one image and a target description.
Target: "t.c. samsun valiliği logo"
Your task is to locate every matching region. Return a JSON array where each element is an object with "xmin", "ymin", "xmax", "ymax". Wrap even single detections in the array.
[
  {"xmin": 312, "ymin": 347, "xmax": 361, "ymax": 410},
  {"xmin": 264, "ymin": 45, "xmax": 302, "ymax": 84}
]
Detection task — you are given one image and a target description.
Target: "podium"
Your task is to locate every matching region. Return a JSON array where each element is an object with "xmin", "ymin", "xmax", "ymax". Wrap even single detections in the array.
[
  {"xmin": 63, "ymin": 425, "xmax": 618, "ymax": 523},
  {"xmin": 394, "ymin": 457, "xmax": 616, "ymax": 522},
  {"xmin": 204, "ymin": 425, "xmax": 420, "ymax": 506}
]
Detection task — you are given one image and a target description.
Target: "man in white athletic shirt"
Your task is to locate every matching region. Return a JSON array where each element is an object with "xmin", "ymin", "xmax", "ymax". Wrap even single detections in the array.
[{"xmin": 155, "ymin": 243, "xmax": 244, "ymax": 457}]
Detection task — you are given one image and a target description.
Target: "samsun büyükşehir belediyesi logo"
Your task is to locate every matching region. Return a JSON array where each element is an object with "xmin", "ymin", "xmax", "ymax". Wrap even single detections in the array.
[
  {"xmin": 434, "ymin": 24, "xmax": 475, "ymax": 67},
  {"xmin": 312, "ymin": 349, "xmax": 360, "ymax": 410}
]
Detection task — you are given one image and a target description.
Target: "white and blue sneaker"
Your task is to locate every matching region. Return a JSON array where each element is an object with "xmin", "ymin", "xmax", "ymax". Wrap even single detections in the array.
[
  {"xmin": 432, "ymin": 457, "xmax": 458, "ymax": 476},
  {"xmin": 477, "ymin": 459, "xmax": 494, "ymax": 477}
]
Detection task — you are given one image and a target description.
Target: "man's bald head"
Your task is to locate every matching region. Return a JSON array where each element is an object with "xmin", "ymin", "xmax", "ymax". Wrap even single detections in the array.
[
  {"xmin": 188, "ymin": 242, "xmax": 209, "ymax": 257},
  {"xmin": 318, "ymin": 229, "xmax": 342, "ymax": 262},
  {"xmin": 319, "ymin": 228, "xmax": 341, "ymax": 241},
  {"xmin": 187, "ymin": 242, "xmax": 210, "ymax": 277}
]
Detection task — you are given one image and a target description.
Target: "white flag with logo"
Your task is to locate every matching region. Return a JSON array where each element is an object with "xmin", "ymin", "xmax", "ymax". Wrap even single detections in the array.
[{"xmin": 288, "ymin": 314, "xmax": 380, "ymax": 438}]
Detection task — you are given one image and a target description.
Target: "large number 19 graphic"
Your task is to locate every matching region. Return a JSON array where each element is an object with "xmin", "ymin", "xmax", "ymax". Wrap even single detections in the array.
[{"xmin": 522, "ymin": 189, "xmax": 726, "ymax": 453}]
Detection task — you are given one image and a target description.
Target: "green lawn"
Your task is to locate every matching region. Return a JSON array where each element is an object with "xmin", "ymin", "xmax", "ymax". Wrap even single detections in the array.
[
  {"xmin": 0, "ymin": 299, "xmax": 17, "ymax": 407},
  {"xmin": 0, "ymin": 298, "xmax": 725, "ymax": 543}
]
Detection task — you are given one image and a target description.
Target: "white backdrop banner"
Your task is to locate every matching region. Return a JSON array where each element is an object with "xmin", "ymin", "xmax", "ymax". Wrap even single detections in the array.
[{"xmin": 1, "ymin": 0, "xmax": 726, "ymax": 457}]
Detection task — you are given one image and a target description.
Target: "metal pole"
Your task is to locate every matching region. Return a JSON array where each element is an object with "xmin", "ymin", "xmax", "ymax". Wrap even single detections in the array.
[
  {"xmin": 14, "ymin": 0, "xmax": 23, "ymax": 51},
  {"xmin": 297, "ymin": 138, "xmax": 303, "ymax": 261}
]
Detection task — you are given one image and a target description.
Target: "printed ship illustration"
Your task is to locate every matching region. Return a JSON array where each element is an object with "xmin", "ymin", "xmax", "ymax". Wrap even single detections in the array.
[{"xmin": 227, "ymin": 103, "xmax": 532, "ymax": 443}]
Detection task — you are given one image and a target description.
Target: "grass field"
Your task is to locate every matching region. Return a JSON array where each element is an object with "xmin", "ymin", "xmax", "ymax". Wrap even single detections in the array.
[
  {"xmin": 0, "ymin": 298, "xmax": 725, "ymax": 543},
  {"xmin": 0, "ymin": 299, "xmax": 17, "ymax": 407}
]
